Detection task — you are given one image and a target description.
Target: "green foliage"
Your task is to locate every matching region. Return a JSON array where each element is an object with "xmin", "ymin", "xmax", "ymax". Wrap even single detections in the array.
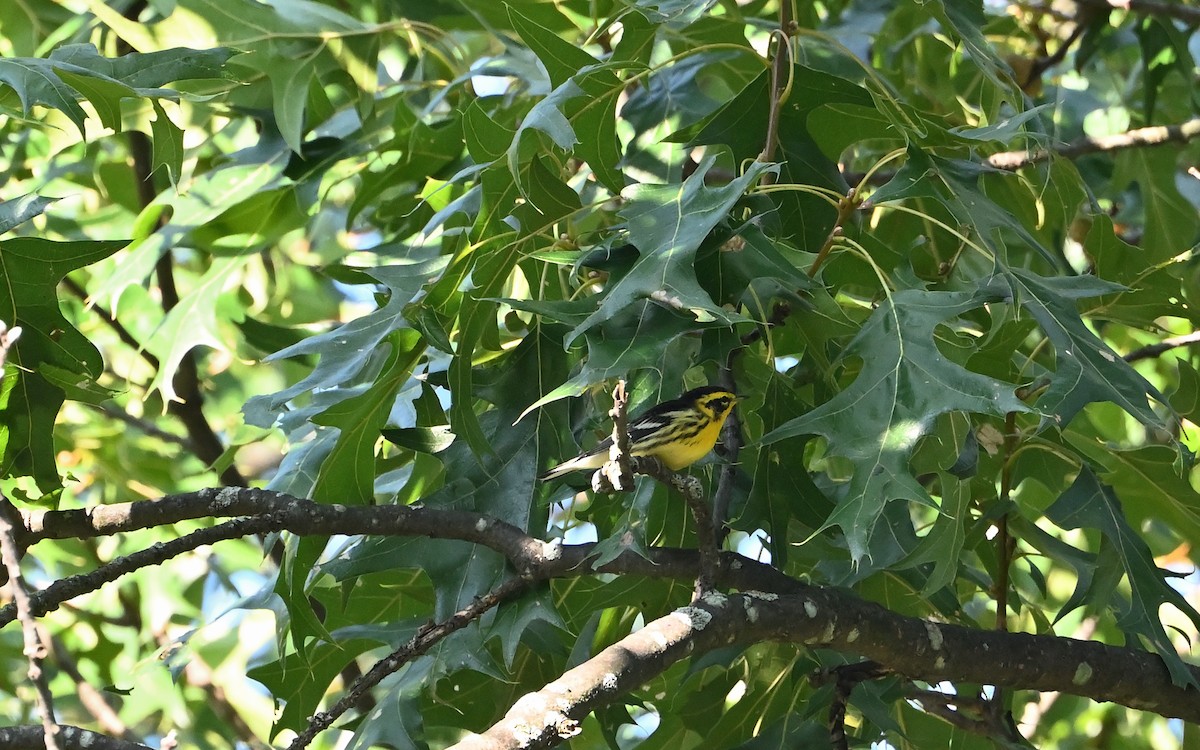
[{"xmin": 3, "ymin": 1, "xmax": 1200, "ymax": 749}]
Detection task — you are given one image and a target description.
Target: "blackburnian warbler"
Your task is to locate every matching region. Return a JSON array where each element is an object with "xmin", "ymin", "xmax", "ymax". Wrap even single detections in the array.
[{"xmin": 539, "ymin": 386, "xmax": 738, "ymax": 481}]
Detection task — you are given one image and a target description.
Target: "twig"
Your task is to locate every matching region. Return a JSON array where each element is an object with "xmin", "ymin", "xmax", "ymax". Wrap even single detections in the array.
[
  {"xmin": 586, "ymin": 381, "xmax": 719, "ymax": 596},
  {"xmin": 906, "ymin": 686, "xmax": 1037, "ymax": 748},
  {"xmin": 758, "ymin": 21, "xmax": 792, "ymax": 183},
  {"xmin": 91, "ymin": 403, "xmax": 195, "ymax": 451},
  {"xmin": 117, "ymin": 79, "xmax": 247, "ymax": 489},
  {"xmin": 810, "ymin": 661, "xmax": 891, "ymax": 750},
  {"xmin": 595, "ymin": 380, "xmax": 635, "ymax": 492},
  {"xmin": 62, "ymin": 278, "xmax": 160, "ymax": 370},
  {"xmin": 1123, "ymin": 331, "xmax": 1200, "ymax": 363},
  {"xmin": 41, "ymin": 628, "xmax": 132, "ymax": 741},
  {"xmin": 987, "ymin": 118, "xmax": 1200, "ymax": 171},
  {"xmin": 0, "ymin": 500, "xmax": 60, "ymax": 750},
  {"xmin": 628, "ymin": 457, "xmax": 719, "ymax": 598},
  {"xmin": 285, "ymin": 577, "xmax": 530, "ymax": 750},
  {"xmin": 808, "ymin": 190, "xmax": 857, "ymax": 276},
  {"xmin": 0, "ymin": 322, "xmax": 60, "ymax": 750}
]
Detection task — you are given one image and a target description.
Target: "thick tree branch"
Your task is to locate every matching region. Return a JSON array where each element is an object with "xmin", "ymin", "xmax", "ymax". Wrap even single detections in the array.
[
  {"xmin": 453, "ymin": 589, "xmax": 1200, "ymax": 749},
  {"xmin": 0, "ymin": 726, "xmax": 149, "ymax": 750},
  {"xmin": 12, "ymin": 488, "xmax": 1200, "ymax": 724},
  {"xmin": 987, "ymin": 118, "xmax": 1200, "ymax": 171}
]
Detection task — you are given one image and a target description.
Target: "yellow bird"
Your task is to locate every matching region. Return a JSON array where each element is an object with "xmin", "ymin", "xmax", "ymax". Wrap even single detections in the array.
[{"xmin": 539, "ymin": 386, "xmax": 739, "ymax": 481}]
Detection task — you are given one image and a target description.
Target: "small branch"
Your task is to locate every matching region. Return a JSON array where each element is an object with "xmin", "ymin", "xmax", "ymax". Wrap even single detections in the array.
[
  {"xmin": 91, "ymin": 403, "xmax": 195, "ymax": 451},
  {"xmin": 758, "ymin": 25, "xmax": 792, "ymax": 183},
  {"xmin": 809, "ymin": 661, "xmax": 892, "ymax": 750},
  {"xmin": 41, "ymin": 628, "xmax": 132, "ymax": 741},
  {"xmin": 995, "ymin": 411, "xmax": 1020, "ymax": 632},
  {"xmin": 906, "ymin": 687, "xmax": 995, "ymax": 736},
  {"xmin": 1123, "ymin": 331, "xmax": 1200, "ymax": 363},
  {"xmin": 0, "ymin": 499, "xmax": 60, "ymax": 750},
  {"xmin": 808, "ymin": 189, "xmax": 858, "ymax": 276},
  {"xmin": 594, "ymin": 380, "xmax": 635, "ymax": 492},
  {"xmin": 906, "ymin": 686, "xmax": 1036, "ymax": 748},
  {"xmin": 629, "ymin": 456, "xmax": 719, "ymax": 598},
  {"xmin": 1, "ymin": 515, "xmax": 280, "ymax": 628},
  {"xmin": 987, "ymin": 118, "xmax": 1200, "ymax": 171},
  {"xmin": 61, "ymin": 278, "xmax": 160, "ymax": 370},
  {"xmin": 0, "ymin": 726, "xmax": 149, "ymax": 750},
  {"xmin": 286, "ymin": 577, "xmax": 530, "ymax": 750},
  {"xmin": 1019, "ymin": 14, "xmax": 1089, "ymax": 90}
]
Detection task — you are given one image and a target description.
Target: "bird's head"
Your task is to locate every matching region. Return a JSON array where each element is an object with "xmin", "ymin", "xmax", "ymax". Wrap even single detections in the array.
[{"xmin": 686, "ymin": 386, "xmax": 739, "ymax": 421}]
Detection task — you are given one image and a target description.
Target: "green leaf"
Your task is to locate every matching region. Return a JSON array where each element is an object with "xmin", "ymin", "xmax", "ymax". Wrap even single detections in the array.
[
  {"xmin": 381, "ymin": 426, "xmax": 456, "ymax": 454},
  {"xmin": 566, "ymin": 158, "xmax": 770, "ymax": 344},
  {"xmin": 1072, "ymin": 443, "xmax": 1200, "ymax": 546},
  {"xmin": 0, "ymin": 238, "xmax": 127, "ymax": 492},
  {"xmin": 927, "ymin": 0, "xmax": 1018, "ymax": 94},
  {"xmin": 244, "ymin": 253, "xmax": 449, "ymax": 427},
  {"xmin": 310, "ymin": 329, "xmax": 424, "ymax": 506},
  {"xmin": 762, "ymin": 287, "xmax": 1029, "ymax": 565},
  {"xmin": 510, "ymin": 154, "xmax": 582, "ymax": 231},
  {"xmin": 1005, "ymin": 269, "xmax": 1167, "ymax": 429},
  {"xmin": 0, "ymin": 194, "xmax": 56, "ymax": 236},
  {"xmin": 90, "ymin": 146, "xmax": 293, "ymax": 309},
  {"xmin": 150, "ymin": 100, "xmax": 185, "ymax": 185},
  {"xmin": 743, "ymin": 371, "xmax": 834, "ymax": 567},
  {"xmin": 0, "ymin": 44, "xmax": 236, "ymax": 136},
  {"xmin": 1045, "ymin": 466, "xmax": 1200, "ymax": 686},
  {"xmin": 145, "ymin": 257, "xmax": 250, "ymax": 402},
  {"xmin": 464, "ymin": 100, "xmax": 515, "ymax": 164},
  {"xmin": 509, "ymin": 5, "xmax": 598, "ymax": 88}
]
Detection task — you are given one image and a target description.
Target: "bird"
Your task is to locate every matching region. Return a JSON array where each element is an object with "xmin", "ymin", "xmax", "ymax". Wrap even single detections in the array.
[{"xmin": 539, "ymin": 385, "xmax": 739, "ymax": 481}]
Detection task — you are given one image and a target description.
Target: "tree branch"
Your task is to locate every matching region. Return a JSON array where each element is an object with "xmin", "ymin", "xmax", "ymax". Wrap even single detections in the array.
[
  {"xmin": 285, "ymin": 577, "xmax": 530, "ymax": 750},
  {"xmin": 0, "ymin": 499, "xmax": 61, "ymax": 750},
  {"xmin": 12, "ymin": 488, "xmax": 1200, "ymax": 724},
  {"xmin": 987, "ymin": 118, "xmax": 1200, "ymax": 171},
  {"xmin": 0, "ymin": 726, "xmax": 150, "ymax": 750},
  {"xmin": 809, "ymin": 661, "xmax": 892, "ymax": 750},
  {"xmin": 1, "ymin": 515, "xmax": 281, "ymax": 627},
  {"xmin": 626, "ymin": 456, "xmax": 719, "ymax": 597},
  {"xmin": 1123, "ymin": 331, "xmax": 1200, "ymax": 363},
  {"xmin": 453, "ymin": 589, "xmax": 1200, "ymax": 749}
]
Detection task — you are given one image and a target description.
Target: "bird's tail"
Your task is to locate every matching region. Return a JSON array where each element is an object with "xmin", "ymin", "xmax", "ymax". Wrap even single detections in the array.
[{"xmin": 538, "ymin": 453, "xmax": 602, "ymax": 481}]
